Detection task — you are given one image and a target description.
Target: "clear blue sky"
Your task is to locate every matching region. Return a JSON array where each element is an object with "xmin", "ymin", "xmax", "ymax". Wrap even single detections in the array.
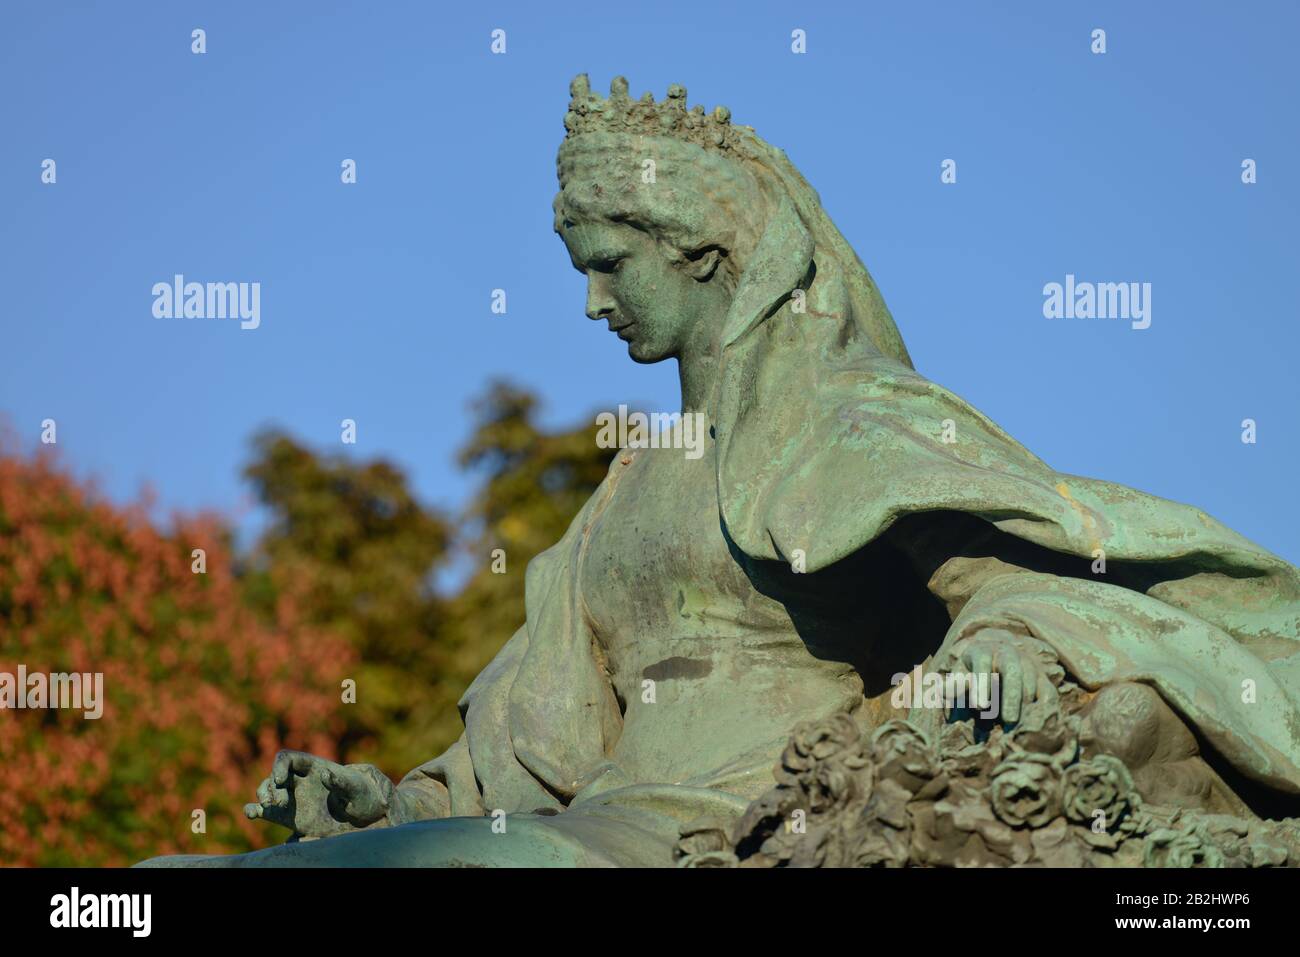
[{"xmin": 2, "ymin": 1, "xmax": 1296, "ymax": 563}]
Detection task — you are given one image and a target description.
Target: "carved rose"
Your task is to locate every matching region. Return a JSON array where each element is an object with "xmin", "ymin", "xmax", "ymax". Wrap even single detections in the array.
[
  {"xmin": 989, "ymin": 755, "xmax": 1061, "ymax": 829},
  {"xmin": 1144, "ymin": 827, "xmax": 1225, "ymax": 869},
  {"xmin": 871, "ymin": 720, "xmax": 939, "ymax": 793},
  {"xmin": 808, "ymin": 761, "xmax": 871, "ymax": 814},
  {"xmin": 938, "ymin": 720, "xmax": 997, "ymax": 780},
  {"xmin": 1007, "ymin": 708, "xmax": 1078, "ymax": 767},
  {"xmin": 779, "ymin": 714, "xmax": 872, "ymax": 813},
  {"xmin": 850, "ymin": 820, "xmax": 911, "ymax": 868},
  {"xmin": 783, "ymin": 714, "xmax": 867, "ymax": 773},
  {"xmin": 1061, "ymin": 754, "xmax": 1136, "ymax": 835}
]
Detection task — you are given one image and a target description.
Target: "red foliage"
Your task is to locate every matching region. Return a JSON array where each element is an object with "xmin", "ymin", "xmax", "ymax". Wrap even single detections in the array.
[{"xmin": 0, "ymin": 450, "xmax": 357, "ymax": 865}]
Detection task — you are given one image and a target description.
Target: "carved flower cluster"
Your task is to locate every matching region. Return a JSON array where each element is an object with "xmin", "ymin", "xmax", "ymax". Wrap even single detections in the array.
[{"xmin": 683, "ymin": 704, "xmax": 1300, "ymax": 869}]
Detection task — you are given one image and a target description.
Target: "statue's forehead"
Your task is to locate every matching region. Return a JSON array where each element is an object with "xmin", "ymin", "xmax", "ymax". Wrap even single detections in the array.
[
  {"xmin": 557, "ymin": 220, "xmax": 641, "ymax": 255},
  {"xmin": 557, "ymin": 131, "xmax": 714, "ymax": 183}
]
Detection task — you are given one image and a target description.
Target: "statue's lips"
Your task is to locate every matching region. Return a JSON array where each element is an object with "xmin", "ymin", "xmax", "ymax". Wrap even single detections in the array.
[{"xmin": 608, "ymin": 320, "xmax": 635, "ymax": 338}]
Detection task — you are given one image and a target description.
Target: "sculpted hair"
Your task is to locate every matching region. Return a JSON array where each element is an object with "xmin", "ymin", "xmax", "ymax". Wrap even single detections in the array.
[{"xmin": 554, "ymin": 132, "xmax": 769, "ymax": 296}]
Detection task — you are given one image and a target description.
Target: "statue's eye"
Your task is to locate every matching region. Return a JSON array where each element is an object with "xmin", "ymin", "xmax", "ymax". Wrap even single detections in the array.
[{"xmin": 592, "ymin": 257, "xmax": 624, "ymax": 274}]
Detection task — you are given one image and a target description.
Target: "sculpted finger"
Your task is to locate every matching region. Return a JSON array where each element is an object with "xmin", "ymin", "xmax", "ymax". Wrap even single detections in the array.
[
  {"xmin": 289, "ymin": 752, "xmax": 316, "ymax": 776},
  {"xmin": 272, "ymin": 750, "xmax": 296, "ymax": 787},
  {"xmin": 262, "ymin": 773, "xmax": 290, "ymax": 810},
  {"xmin": 1022, "ymin": 657, "xmax": 1039, "ymax": 706},
  {"xmin": 352, "ymin": 783, "xmax": 387, "ymax": 822},
  {"xmin": 323, "ymin": 766, "xmax": 357, "ymax": 806},
  {"xmin": 245, "ymin": 798, "xmax": 293, "ymax": 831},
  {"xmin": 342, "ymin": 773, "xmax": 384, "ymax": 822},
  {"xmin": 325, "ymin": 766, "xmax": 389, "ymax": 825},
  {"xmin": 1036, "ymin": 670, "xmax": 1060, "ymax": 709},
  {"xmin": 999, "ymin": 652, "xmax": 1023, "ymax": 724},
  {"xmin": 340, "ymin": 793, "xmax": 371, "ymax": 822}
]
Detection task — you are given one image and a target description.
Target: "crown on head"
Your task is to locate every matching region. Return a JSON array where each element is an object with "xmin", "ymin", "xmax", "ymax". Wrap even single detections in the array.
[{"xmin": 562, "ymin": 74, "xmax": 743, "ymax": 152}]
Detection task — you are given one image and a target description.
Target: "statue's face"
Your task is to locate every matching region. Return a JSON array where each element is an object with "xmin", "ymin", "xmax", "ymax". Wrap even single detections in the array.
[{"xmin": 560, "ymin": 219, "xmax": 724, "ymax": 363}]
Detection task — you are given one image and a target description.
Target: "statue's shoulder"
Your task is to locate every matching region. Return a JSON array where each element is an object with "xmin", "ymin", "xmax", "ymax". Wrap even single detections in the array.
[{"xmin": 521, "ymin": 450, "xmax": 630, "ymax": 589}]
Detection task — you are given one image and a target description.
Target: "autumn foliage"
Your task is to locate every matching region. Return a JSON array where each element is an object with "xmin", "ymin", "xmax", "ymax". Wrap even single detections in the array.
[
  {"xmin": 0, "ymin": 383, "xmax": 617, "ymax": 865},
  {"xmin": 0, "ymin": 448, "xmax": 355, "ymax": 865}
]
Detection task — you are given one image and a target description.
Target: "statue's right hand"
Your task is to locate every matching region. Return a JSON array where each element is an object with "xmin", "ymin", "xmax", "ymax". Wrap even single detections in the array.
[{"xmin": 244, "ymin": 750, "xmax": 395, "ymax": 840}]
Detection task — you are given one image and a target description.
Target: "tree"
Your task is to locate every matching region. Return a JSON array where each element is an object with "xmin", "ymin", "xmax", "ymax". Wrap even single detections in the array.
[
  {"xmin": 0, "ymin": 382, "xmax": 620, "ymax": 864},
  {"xmin": 0, "ymin": 449, "xmax": 354, "ymax": 866},
  {"xmin": 240, "ymin": 432, "xmax": 453, "ymax": 776}
]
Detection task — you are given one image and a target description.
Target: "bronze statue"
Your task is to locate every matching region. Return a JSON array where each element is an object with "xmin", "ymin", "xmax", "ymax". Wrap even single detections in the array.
[{"xmin": 140, "ymin": 75, "xmax": 1300, "ymax": 868}]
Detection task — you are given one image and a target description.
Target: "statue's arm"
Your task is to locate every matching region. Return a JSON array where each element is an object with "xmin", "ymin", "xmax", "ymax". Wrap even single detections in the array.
[
  {"xmin": 878, "ymin": 510, "xmax": 1101, "ymax": 725},
  {"xmin": 250, "ymin": 477, "xmax": 620, "ymax": 837},
  {"xmin": 390, "ymin": 621, "xmax": 560, "ymax": 822},
  {"xmin": 882, "ymin": 510, "xmax": 1086, "ymax": 620},
  {"xmin": 885, "ymin": 511, "xmax": 1300, "ymax": 796},
  {"xmin": 390, "ymin": 732, "xmax": 484, "ymax": 823}
]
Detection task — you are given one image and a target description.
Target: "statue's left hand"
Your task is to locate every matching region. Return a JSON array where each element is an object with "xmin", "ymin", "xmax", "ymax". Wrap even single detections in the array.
[
  {"xmin": 951, "ymin": 627, "xmax": 1058, "ymax": 727},
  {"xmin": 243, "ymin": 750, "xmax": 396, "ymax": 840}
]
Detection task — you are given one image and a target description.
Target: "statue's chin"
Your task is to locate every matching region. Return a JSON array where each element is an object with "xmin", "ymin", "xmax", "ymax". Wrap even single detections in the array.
[{"xmin": 625, "ymin": 340, "xmax": 670, "ymax": 364}]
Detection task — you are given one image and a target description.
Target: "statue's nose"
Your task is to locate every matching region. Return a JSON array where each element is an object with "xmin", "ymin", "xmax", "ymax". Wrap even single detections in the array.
[{"xmin": 585, "ymin": 282, "xmax": 615, "ymax": 321}]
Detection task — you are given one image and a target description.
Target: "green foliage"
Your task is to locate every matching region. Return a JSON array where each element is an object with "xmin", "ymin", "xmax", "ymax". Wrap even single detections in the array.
[{"xmin": 240, "ymin": 431, "xmax": 453, "ymax": 775}]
